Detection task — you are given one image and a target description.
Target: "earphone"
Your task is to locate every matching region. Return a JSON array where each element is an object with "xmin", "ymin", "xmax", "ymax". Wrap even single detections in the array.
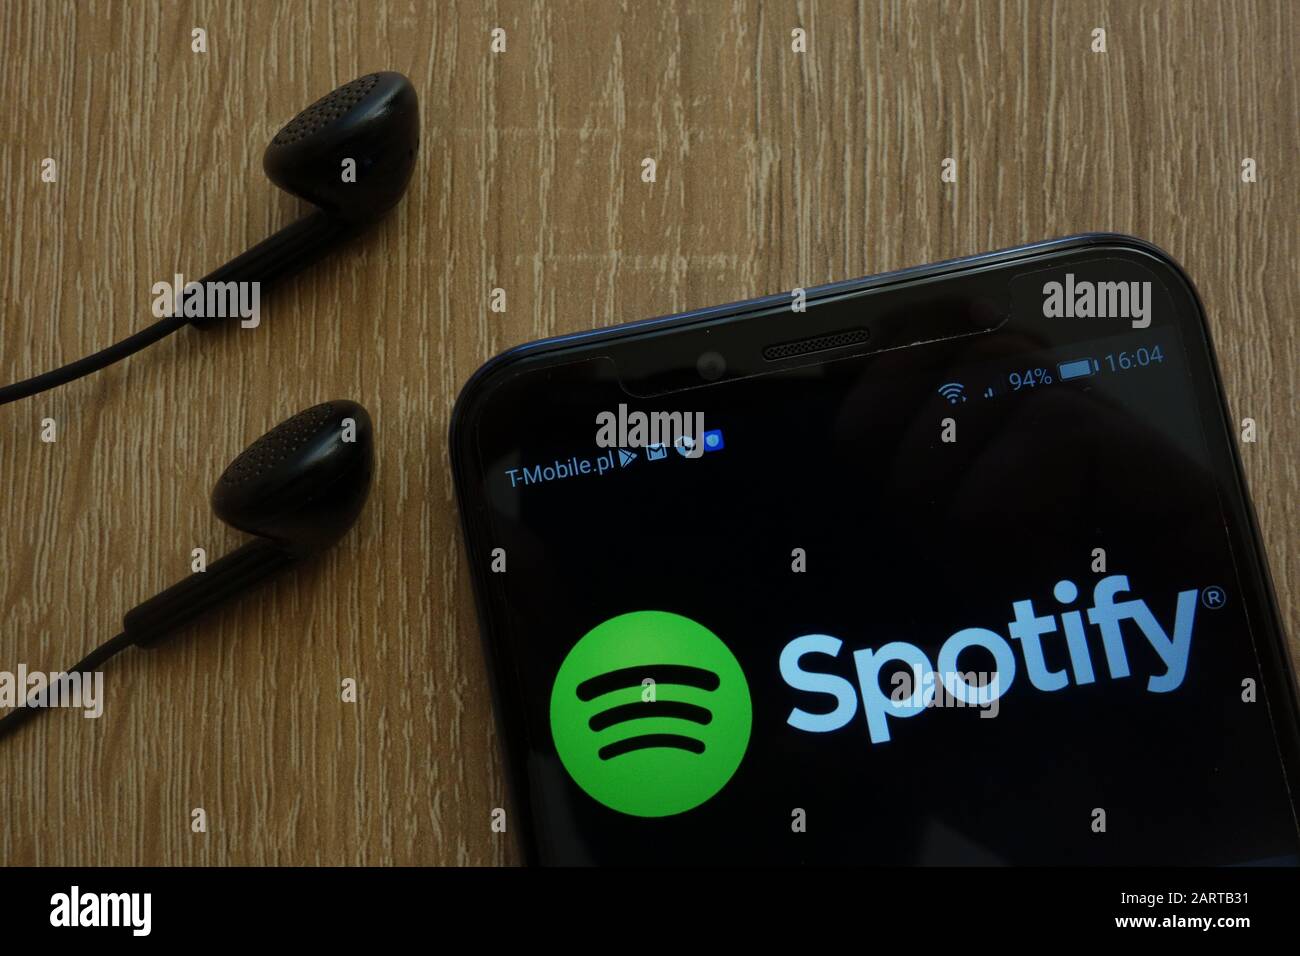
[
  {"xmin": 0, "ymin": 71, "xmax": 419, "ymax": 404},
  {"xmin": 0, "ymin": 72, "xmax": 415, "ymax": 737},
  {"xmin": 125, "ymin": 400, "xmax": 375, "ymax": 646},
  {"xmin": 0, "ymin": 400, "xmax": 375, "ymax": 741}
]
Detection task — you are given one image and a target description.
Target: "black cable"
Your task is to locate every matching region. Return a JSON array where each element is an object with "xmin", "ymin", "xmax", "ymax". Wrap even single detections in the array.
[
  {"xmin": 0, "ymin": 315, "xmax": 187, "ymax": 406},
  {"xmin": 1, "ymin": 212, "xmax": 355, "ymax": 408},
  {"xmin": 0, "ymin": 631, "xmax": 134, "ymax": 741}
]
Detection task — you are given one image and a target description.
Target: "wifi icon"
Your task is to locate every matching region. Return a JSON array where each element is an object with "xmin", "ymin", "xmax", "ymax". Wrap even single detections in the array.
[
  {"xmin": 550, "ymin": 611, "xmax": 753, "ymax": 817},
  {"xmin": 937, "ymin": 382, "xmax": 967, "ymax": 404}
]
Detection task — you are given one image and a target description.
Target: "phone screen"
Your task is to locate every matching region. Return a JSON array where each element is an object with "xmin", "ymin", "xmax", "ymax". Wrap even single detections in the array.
[{"xmin": 453, "ymin": 241, "xmax": 1300, "ymax": 864}]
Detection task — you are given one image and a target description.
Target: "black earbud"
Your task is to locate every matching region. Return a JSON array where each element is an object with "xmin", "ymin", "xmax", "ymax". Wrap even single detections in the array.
[
  {"xmin": 0, "ymin": 71, "xmax": 419, "ymax": 404},
  {"xmin": 190, "ymin": 71, "xmax": 419, "ymax": 329},
  {"xmin": 263, "ymin": 71, "xmax": 420, "ymax": 226},
  {"xmin": 0, "ymin": 401, "xmax": 374, "ymax": 740},
  {"xmin": 124, "ymin": 401, "xmax": 374, "ymax": 645}
]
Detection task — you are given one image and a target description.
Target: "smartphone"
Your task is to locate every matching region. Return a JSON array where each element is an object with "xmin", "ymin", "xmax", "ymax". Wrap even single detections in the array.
[{"xmin": 450, "ymin": 234, "xmax": 1300, "ymax": 865}]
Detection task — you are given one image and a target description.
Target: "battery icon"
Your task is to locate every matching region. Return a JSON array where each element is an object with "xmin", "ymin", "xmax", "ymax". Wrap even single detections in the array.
[{"xmin": 1058, "ymin": 358, "xmax": 1099, "ymax": 381}]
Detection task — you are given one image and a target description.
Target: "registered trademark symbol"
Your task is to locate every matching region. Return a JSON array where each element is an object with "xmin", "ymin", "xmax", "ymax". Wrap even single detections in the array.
[{"xmin": 1201, "ymin": 586, "xmax": 1227, "ymax": 609}]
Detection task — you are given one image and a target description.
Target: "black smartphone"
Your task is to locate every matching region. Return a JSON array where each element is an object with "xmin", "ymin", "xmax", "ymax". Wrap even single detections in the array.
[{"xmin": 450, "ymin": 234, "xmax": 1300, "ymax": 865}]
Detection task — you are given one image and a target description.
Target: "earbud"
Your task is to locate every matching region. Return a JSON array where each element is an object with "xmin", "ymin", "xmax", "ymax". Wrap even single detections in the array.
[
  {"xmin": 263, "ymin": 71, "xmax": 419, "ymax": 225},
  {"xmin": 189, "ymin": 72, "xmax": 419, "ymax": 329},
  {"xmin": 0, "ymin": 73, "xmax": 418, "ymax": 404},
  {"xmin": 123, "ymin": 401, "xmax": 374, "ymax": 647}
]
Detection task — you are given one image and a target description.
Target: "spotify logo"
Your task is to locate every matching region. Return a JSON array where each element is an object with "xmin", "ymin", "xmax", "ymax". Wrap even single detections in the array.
[{"xmin": 550, "ymin": 610, "xmax": 752, "ymax": 817}]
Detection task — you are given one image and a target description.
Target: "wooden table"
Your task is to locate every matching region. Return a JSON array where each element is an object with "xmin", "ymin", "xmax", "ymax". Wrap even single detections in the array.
[{"xmin": 1, "ymin": 0, "xmax": 1294, "ymax": 865}]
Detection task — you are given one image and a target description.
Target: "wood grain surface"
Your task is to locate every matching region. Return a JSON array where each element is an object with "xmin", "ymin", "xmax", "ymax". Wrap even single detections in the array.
[{"xmin": 0, "ymin": 0, "xmax": 1295, "ymax": 866}]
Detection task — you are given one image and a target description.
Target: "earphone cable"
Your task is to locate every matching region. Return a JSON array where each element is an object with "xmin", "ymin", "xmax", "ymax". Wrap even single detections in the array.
[
  {"xmin": 0, "ymin": 631, "xmax": 134, "ymax": 741},
  {"xmin": 0, "ymin": 315, "xmax": 186, "ymax": 406}
]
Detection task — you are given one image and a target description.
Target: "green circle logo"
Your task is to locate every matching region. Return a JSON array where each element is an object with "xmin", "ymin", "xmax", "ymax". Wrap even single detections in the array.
[{"xmin": 549, "ymin": 610, "xmax": 752, "ymax": 817}]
